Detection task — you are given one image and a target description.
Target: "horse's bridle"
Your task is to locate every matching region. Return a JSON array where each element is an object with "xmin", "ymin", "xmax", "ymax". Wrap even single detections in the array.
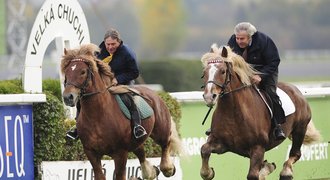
[
  {"xmin": 201, "ymin": 61, "xmax": 250, "ymax": 98},
  {"xmin": 64, "ymin": 59, "xmax": 109, "ymax": 98},
  {"xmin": 201, "ymin": 61, "xmax": 250, "ymax": 125}
]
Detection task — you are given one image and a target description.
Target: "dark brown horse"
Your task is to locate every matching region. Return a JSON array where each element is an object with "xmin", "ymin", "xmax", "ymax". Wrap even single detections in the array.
[
  {"xmin": 61, "ymin": 44, "xmax": 182, "ymax": 180},
  {"xmin": 200, "ymin": 44, "xmax": 321, "ymax": 180}
]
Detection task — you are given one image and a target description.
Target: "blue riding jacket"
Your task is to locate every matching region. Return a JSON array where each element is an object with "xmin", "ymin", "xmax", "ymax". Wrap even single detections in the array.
[
  {"xmin": 97, "ymin": 41, "xmax": 139, "ymax": 85},
  {"xmin": 228, "ymin": 31, "xmax": 280, "ymax": 81}
]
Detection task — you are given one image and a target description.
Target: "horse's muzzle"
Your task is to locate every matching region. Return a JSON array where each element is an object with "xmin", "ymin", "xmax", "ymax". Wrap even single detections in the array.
[
  {"xmin": 203, "ymin": 93, "xmax": 217, "ymax": 107},
  {"xmin": 63, "ymin": 92, "xmax": 79, "ymax": 107}
]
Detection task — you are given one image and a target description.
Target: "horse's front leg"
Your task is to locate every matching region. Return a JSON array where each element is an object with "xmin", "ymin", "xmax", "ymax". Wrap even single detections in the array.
[
  {"xmin": 200, "ymin": 138, "xmax": 224, "ymax": 180},
  {"xmin": 247, "ymin": 145, "xmax": 265, "ymax": 180},
  {"xmin": 159, "ymin": 141, "xmax": 176, "ymax": 177},
  {"xmin": 84, "ymin": 148, "xmax": 105, "ymax": 180},
  {"xmin": 133, "ymin": 145, "xmax": 159, "ymax": 180},
  {"xmin": 113, "ymin": 151, "xmax": 129, "ymax": 180}
]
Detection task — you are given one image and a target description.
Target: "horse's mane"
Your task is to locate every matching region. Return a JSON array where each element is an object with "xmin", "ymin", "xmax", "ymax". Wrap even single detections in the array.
[
  {"xmin": 61, "ymin": 43, "xmax": 114, "ymax": 86},
  {"xmin": 201, "ymin": 44, "xmax": 258, "ymax": 85}
]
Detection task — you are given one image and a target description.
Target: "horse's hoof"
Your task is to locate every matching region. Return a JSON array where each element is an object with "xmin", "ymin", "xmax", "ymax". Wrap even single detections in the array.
[
  {"xmin": 272, "ymin": 162, "xmax": 276, "ymax": 170},
  {"xmin": 280, "ymin": 175, "xmax": 293, "ymax": 180},
  {"xmin": 153, "ymin": 165, "xmax": 160, "ymax": 176},
  {"xmin": 201, "ymin": 167, "xmax": 215, "ymax": 180},
  {"xmin": 128, "ymin": 176, "xmax": 142, "ymax": 180},
  {"xmin": 172, "ymin": 166, "xmax": 176, "ymax": 176},
  {"xmin": 161, "ymin": 165, "xmax": 176, "ymax": 177}
]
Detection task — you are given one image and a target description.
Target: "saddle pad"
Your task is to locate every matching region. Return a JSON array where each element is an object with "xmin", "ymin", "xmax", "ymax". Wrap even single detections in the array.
[
  {"xmin": 277, "ymin": 88, "xmax": 295, "ymax": 116},
  {"xmin": 115, "ymin": 95, "xmax": 154, "ymax": 120}
]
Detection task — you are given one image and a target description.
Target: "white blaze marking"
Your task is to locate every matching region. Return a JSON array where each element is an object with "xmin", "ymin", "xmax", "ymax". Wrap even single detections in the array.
[
  {"xmin": 206, "ymin": 64, "xmax": 218, "ymax": 93},
  {"xmin": 71, "ymin": 64, "xmax": 77, "ymax": 71}
]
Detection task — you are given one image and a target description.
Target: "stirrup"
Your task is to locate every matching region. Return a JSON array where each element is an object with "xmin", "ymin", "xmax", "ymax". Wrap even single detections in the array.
[
  {"xmin": 66, "ymin": 127, "xmax": 79, "ymax": 140},
  {"xmin": 133, "ymin": 125, "xmax": 147, "ymax": 138}
]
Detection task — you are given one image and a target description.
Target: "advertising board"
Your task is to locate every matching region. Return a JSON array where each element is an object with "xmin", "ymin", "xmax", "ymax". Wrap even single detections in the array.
[
  {"xmin": 41, "ymin": 157, "xmax": 182, "ymax": 180},
  {"xmin": 0, "ymin": 105, "xmax": 34, "ymax": 179}
]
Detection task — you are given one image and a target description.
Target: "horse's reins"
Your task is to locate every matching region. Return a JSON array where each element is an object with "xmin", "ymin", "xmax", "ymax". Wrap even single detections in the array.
[{"xmin": 201, "ymin": 61, "xmax": 252, "ymax": 125}]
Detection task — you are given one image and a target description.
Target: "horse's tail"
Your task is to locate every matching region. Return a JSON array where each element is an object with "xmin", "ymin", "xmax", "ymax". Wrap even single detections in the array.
[
  {"xmin": 169, "ymin": 118, "xmax": 186, "ymax": 157},
  {"xmin": 303, "ymin": 119, "xmax": 322, "ymax": 145}
]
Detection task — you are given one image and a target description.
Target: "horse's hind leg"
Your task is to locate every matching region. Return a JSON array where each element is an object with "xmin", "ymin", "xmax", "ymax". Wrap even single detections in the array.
[
  {"xmin": 280, "ymin": 127, "xmax": 305, "ymax": 180},
  {"xmin": 133, "ymin": 145, "xmax": 159, "ymax": 180}
]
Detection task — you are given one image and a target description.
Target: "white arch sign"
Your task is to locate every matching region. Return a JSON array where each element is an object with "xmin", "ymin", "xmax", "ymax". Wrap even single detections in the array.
[{"xmin": 23, "ymin": 0, "xmax": 90, "ymax": 93}]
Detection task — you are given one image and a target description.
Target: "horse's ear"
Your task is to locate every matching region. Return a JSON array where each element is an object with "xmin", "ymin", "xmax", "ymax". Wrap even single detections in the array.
[
  {"xmin": 210, "ymin": 43, "xmax": 218, "ymax": 53},
  {"xmin": 64, "ymin": 48, "xmax": 68, "ymax": 55},
  {"xmin": 221, "ymin": 46, "xmax": 228, "ymax": 58}
]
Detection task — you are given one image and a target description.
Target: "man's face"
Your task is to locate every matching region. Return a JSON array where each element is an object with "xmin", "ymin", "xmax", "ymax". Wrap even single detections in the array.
[
  {"xmin": 235, "ymin": 31, "xmax": 250, "ymax": 48},
  {"xmin": 105, "ymin": 37, "xmax": 120, "ymax": 54}
]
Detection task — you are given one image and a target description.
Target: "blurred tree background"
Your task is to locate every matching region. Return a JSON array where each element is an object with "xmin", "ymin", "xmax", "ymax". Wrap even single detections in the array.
[
  {"xmin": 1, "ymin": 0, "xmax": 330, "ymax": 90},
  {"xmin": 20, "ymin": 0, "xmax": 330, "ymax": 59},
  {"xmin": 71, "ymin": 0, "xmax": 330, "ymax": 57}
]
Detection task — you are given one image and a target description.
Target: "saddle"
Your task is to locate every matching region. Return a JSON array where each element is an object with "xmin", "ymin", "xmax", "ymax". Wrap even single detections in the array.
[
  {"xmin": 254, "ymin": 85, "xmax": 295, "ymax": 122},
  {"xmin": 109, "ymin": 85, "xmax": 154, "ymax": 120}
]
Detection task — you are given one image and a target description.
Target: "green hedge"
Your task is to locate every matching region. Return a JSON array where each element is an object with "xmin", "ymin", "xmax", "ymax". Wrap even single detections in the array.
[
  {"xmin": 0, "ymin": 78, "xmax": 181, "ymax": 179},
  {"xmin": 139, "ymin": 59, "xmax": 203, "ymax": 92}
]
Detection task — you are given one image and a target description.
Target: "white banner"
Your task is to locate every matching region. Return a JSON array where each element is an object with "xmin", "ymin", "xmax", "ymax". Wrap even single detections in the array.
[{"xmin": 41, "ymin": 157, "xmax": 182, "ymax": 180}]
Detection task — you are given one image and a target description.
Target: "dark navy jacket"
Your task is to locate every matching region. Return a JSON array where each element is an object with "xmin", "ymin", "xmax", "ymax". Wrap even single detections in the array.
[
  {"xmin": 228, "ymin": 31, "xmax": 280, "ymax": 80},
  {"xmin": 97, "ymin": 41, "xmax": 139, "ymax": 85}
]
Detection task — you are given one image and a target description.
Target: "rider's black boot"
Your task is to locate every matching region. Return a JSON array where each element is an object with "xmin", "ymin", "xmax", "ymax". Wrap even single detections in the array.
[
  {"xmin": 274, "ymin": 125, "xmax": 285, "ymax": 140},
  {"xmin": 132, "ymin": 110, "xmax": 146, "ymax": 139},
  {"xmin": 66, "ymin": 101, "xmax": 80, "ymax": 140},
  {"xmin": 271, "ymin": 97, "xmax": 286, "ymax": 140}
]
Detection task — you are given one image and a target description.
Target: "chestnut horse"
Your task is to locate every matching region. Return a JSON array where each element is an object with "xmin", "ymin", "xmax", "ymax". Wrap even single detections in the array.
[
  {"xmin": 200, "ymin": 44, "xmax": 321, "ymax": 180},
  {"xmin": 61, "ymin": 44, "xmax": 182, "ymax": 180}
]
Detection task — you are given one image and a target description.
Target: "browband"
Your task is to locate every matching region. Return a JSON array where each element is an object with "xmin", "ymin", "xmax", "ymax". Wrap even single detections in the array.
[
  {"xmin": 71, "ymin": 58, "xmax": 85, "ymax": 62},
  {"xmin": 208, "ymin": 59, "xmax": 223, "ymax": 64}
]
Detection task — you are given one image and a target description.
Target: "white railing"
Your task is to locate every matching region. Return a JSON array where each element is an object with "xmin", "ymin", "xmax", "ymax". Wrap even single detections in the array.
[{"xmin": 170, "ymin": 87, "xmax": 330, "ymax": 102}]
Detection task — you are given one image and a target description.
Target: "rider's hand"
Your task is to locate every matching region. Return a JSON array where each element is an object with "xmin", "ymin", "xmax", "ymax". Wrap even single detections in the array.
[
  {"xmin": 252, "ymin": 75, "xmax": 261, "ymax": 85},
  {"xmin": 111, "ymin": 78, "xmax": 118, "ymax": 86}
]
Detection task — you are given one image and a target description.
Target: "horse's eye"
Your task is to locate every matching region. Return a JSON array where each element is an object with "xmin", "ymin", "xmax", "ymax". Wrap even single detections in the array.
[
  {"xmin": 81, "ymin": 69, "xmax": 87, "ymax": 75},
  {"xmin": 221, "ymin": 70, "xmax": 226, "ymax": 74}
]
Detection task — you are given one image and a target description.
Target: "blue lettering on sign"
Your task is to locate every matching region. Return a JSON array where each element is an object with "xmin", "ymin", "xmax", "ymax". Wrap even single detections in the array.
[{"xmin": 0, "ymin": 105, "xmax": 34, "ymax": 179}]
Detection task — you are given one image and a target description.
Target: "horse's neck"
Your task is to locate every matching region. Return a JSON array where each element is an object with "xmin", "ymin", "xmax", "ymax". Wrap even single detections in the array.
[
  {"xmin": 218, "ymin": 78, "xmax": 255, "ymax": 110},
  {"xmin": 80, "ymin": 74, "xmax": 115, "ymax": 116}
]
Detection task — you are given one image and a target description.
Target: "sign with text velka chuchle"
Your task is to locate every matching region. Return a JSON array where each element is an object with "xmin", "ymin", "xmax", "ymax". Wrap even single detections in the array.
[
  {"xmin": 23, "ymin": 0, "xmax": 90, "ymax": 93},
  {"xmin": 0, "ymin": 105, "xmax": 34, "ymax": 179}
]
